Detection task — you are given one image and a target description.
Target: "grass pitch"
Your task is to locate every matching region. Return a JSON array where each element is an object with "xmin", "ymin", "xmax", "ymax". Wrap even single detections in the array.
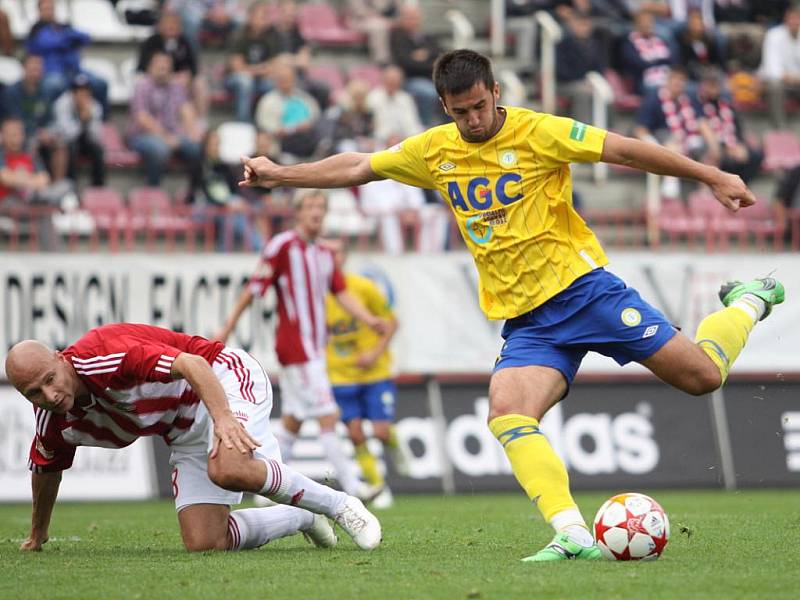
[{"xmin": 0, "ymin": 489, "xmax": 797, "ymax": 600}]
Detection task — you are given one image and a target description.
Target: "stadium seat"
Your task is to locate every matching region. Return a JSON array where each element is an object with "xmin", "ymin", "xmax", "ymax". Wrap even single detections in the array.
[
  {"xmin": 657, "ymin": 196, "xmax": 705, "ymax": 244},
  {"xmin": 81, "ymin": 187, "xmax": 131, "ymax": 249},
  {"xmin": 128, "ymin": 187, "xmax": 193, "ymax": 238},
  {"xmin": 297, "ymin": 3, "xmax": 365, "ymax": 46},
  {"xmin": 1, "ymin": 0, "xmax": 31, "ymax": 38},
  {"xmin": 0, "ymin": 56, "xmax": 22, "ymax": 86},
  {"xmin": 81, "ymin": 57, "xmax": 130, "ymax": 105},
  {"xmin": 603, "ymin": 69, "xmax": 641, "ymax": 112},
  {"xmin": 217, "ymin": 121, "xmax": 256, "ymax": 164},
  {"xmin": 306, "ymin": 64, "xmax": 346, "ymax": 97},
  {"xmin": 101, "ymin": 122, "xmax": 140, "ymax": 168},
  {"xmin": 71, "ymin": 0, "xmax": 133, "ymax": 42},
  {"xmin": 688, "ymin": 189, "xmax": 747, "ymax": 249},
  {"xmin": 741, "ymin": 196, "xmax": 785, "ymax": 247},
  {"xmin": 762, "ymin": 131, "xmax": 800, "ymax": 172},
  {"xmin": 346, "ymin": 64, "xmax": 383, "ymax": 89}
]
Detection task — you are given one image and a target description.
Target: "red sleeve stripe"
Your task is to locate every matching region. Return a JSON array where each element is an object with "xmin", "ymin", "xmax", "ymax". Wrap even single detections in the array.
[{"xmin": 72, "ymin": 352, "xmax": 126, "ymax": 364}]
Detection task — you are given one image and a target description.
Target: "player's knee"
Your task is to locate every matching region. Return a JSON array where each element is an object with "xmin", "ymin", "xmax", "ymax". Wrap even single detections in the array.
[
  {"xmin": 182, "ymin": 532, "xmax": 228, "ymax": 552},
  {"xmin": 684, "ymin": 364, "xmax": 722, "ymax": 396},
  {"xmin": 487, "ymin": 392, "xmax": 522, "ymax": 421},
  {"xmin": 348, "ymin": 426, "xmax": 367, "ymax": 446},
  {"xmin": 207, "ymin": 458, "xmax": 246, "ymax": 492}
]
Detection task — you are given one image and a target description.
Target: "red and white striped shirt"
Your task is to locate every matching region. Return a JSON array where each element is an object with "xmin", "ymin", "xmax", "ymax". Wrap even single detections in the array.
[
  {"xmin": 28, "ymin": 323, "xmax": 226, "ymax": 473},
  {"xmin": 248, "ymin": 230, "xmax": 346, "ymax": 365}
]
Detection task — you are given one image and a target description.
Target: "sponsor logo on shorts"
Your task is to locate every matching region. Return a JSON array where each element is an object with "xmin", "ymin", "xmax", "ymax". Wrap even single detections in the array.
[
  {"xmin": 643, "ymin": 325, "xmax": 659, "ymax": 339},
  {"xmin": 621, "ymin": 308, "xmax": 642, "ymax": 326},
  {"xmin": 438, "ymin": 161, "xmax": 456, "ymax": 171},
  {"xmin": 233, "ymin": 410, "xmax": 249, "ymax": 423}
]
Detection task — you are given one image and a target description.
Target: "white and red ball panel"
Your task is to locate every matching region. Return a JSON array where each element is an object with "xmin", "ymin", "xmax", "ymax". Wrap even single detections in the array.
[{"xmin": 593, "ymin": 493, "xmax": 670, "ymax": 561}]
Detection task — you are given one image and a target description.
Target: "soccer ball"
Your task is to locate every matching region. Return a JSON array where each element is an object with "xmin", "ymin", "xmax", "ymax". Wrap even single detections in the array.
[{"xmin": 593, "ymin": 492, "xmax": 670, "ymax": 561}]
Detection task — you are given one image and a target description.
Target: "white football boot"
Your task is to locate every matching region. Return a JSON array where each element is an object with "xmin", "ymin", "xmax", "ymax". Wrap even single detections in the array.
[
  {"xmin": 302, "ymin": 513, "xmax": 338, "ymax": 548},
  {"xmin": 353, "ymin": 481, "xmax": 385, "ymax": 503},
  {"xmin": 333, "ymin": 496, "xmax": 382, "ymax": 550},
  {"xmin": 370, "ymin": 487, "xmax": 395, "ymax": 510}
]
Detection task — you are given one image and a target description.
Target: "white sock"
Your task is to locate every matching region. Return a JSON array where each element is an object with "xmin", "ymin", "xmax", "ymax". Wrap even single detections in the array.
[
  {"xmin": 733, "ymin": 294, "xmax": 765, "ymax": 322},
  {"xmin": 319, "ymin": 430, "xmax": 361, "ymax": 495},
  {"xmin": 550, "ymin": 508, "xmax": 594, "ymax": 547},
  {"xmin": 275, "ymin": 423, "xmax": 297, "ymax": 462},
  {"xmin": 227, "ymin": 505, "xmax": 314, "ymax": 550},
  {"xmin": 258, "ymin": 458, "xmax": 347, "ymax": 517}
]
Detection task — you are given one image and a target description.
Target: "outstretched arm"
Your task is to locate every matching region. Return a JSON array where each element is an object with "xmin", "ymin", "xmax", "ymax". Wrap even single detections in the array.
[
  {"xmin": 21, "ymin": 471, "xmax": 62, "ymax": 551},
  {"xmin": 601, "ymin": 132, "xmax": 755, "ymax": 211},
  {"xmin": 335, "ymin": 290, "xmax": 389, "ymax": 335},
  {"xmin": 239, "ymin": 152, "xmax": 384, "ymax": 189},
  {"xmin": 171, "ymin": 353, "xmax": 260, "ymax": 456}
]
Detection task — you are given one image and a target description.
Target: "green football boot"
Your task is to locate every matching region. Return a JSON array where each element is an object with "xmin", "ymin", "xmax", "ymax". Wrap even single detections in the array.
[
  {"xmin": 718, "ymin": 277, "xmax": 785, "ymax": 321},
  {"xmin": 521, "ymin": 532, "xmax": 602, "ymax": 562}
]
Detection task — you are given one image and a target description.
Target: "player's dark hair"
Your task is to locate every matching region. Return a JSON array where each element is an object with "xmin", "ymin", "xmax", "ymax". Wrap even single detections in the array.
[{"xmin": 433, "ymin": 49, "xmax": 495, "ymax": 100}]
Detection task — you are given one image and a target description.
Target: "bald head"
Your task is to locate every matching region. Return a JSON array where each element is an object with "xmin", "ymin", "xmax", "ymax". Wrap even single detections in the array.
[
  {"xmin": 6, "ymin": 340, "xmax": 78, "ymax": 413},
  {"xmin": 6, "ymin": 340, "xmax": 55, "ymax": 389}
]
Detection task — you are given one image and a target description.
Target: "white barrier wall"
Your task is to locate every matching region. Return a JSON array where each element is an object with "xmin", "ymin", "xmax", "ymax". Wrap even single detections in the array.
[
  {"xmin": 2, "ymin": 251, "xmax": 799, "ymax": 377},
  {"xmin": 0, "ymin": 386, "xmax": 157, "ymax": 501}
]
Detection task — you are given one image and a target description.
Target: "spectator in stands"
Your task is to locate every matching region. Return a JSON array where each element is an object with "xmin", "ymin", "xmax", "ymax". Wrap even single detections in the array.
[
  {"xmin": 166, "ymin": 0, "xmax": 242, "ymax": 53},
  {"xmin": 366, "ymin": 65, "xmax": 423, "ymax": 143},
  {"xmin": 0, "ymin": 117, "xmax": 63, "ymax": 250},
  {"xmin": 189, "ymin": 127, "xmax": 262, "ymax": 251},
  {"xmin": 389, "ymin": 2, "xmax": 443, "ymax": 125},
  {"xmin": 26, "ymin": 0, "xmax": 109, "ymax": 119},
  {"xmin": 773, "ymin": 164, "xmax": 800, "ymax": 234},
  {"xmin": 619, "ymin": 9, "xmax": 677, "ymax": 95},
  {"xmin": 0, "ymin": 7, "xmax": 13, "ymax": 56},
  {"xmin": 136, "ymin": 11, "xmax": 208, "ymax": 119},
  {"xmin": 759, "ymin": 3, "xmax": 800, "ymax": 127},
  {"xmin": 53, "ymin": 73, "xmax": 105, "ymax": 187},
  {"xmin": 677, "ymin": 9, "xmax": 725, "ymax": 80},
  {"xmin": 555, "ymin": 13, "xmax": 606, "ymax": 124},
  {"xmin": 1, "ymin": 54, "xmax": 67, "ymax": 183},
  {"xmin": 329, "ymin": 79, "xmax": 376, "ymax": 154},
  {"xmin": 634, "ymin": 66, "xmax": 714, "ymax": 196},
  {"xmin": 226, "ymin": 0, "xmax": 277, "ymax": 122},
  {"xmin": 345, "ymin": 0, "xmax": 399, "ymax": 65},
  {"xmin": 669, "ymin": 0, "xmax": 716, "ymax": 26},
  {"xmin": 266, "ymin": 0, "xmax": 331, "ymax": 110},
  {"xmin": 254, "ymin": 62, "xmax": 321, "ymax": 159},
  {"xmin": 692, "ymin": 69, "xmax": 763, "ymax": 183},
  {"xmin": 127, "ymin": 51, "xmax": 203, "ymax": 186}
]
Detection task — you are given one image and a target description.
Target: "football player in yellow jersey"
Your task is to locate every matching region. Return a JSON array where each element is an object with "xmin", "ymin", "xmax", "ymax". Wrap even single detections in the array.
[
  {"xmin": 237, "ymin": 49, "xmax": 785, "ymax": 562},
  {"xmin": 324, "ymin": 240, "xmax": 407, "ymax": 509}
]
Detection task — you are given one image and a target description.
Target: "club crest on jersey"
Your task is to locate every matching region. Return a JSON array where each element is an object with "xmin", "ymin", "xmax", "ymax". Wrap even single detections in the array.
[
  {"xmin": 499, "ymin": 149, "xmax": 517, "ymax": 167},
  {"xmin": 438, "ymin": 161, "xmax": 456, "ymax": 172},
  {"xmin": 621, "ymin": 308, "xmax": 642, "ymax": 326}
]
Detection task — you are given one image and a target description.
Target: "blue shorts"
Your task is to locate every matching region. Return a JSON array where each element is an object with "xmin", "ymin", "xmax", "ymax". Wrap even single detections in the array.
[
  {"xmin": 493, "ymin": 269, "xmax": 676, "ymax": 384},
  {"xmin": 333, "ymin": 380, "xmax": 397, "ymax": 423}
]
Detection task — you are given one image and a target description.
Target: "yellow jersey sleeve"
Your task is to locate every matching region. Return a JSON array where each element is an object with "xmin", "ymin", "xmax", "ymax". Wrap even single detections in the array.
[
  {"xmin": 362, "ymin": 278, "xmax": 394, "ymax": 320},
  {"xmin": 531, "ymin": 115, "xmax": 607, "ymax": 169},
  {"xmin": 370, "ymin": 133, "xmax": 435, "ymax": 189}
]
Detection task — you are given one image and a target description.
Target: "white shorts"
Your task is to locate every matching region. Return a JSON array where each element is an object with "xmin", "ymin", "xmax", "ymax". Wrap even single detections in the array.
[
  {"xmin": 169, "ymin": 347, "xmax": 281, "ymax": 512},
  {"xmin": 279, "ymin": 357, "xmax": 338, "ymax": 420}
]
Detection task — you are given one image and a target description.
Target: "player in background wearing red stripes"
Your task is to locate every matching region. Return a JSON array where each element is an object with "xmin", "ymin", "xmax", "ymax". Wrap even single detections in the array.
[
  {"xmin": 6, "ymin": 323, "xmax": 381, "ymax": 553},
  {"xmin": 215, "ymin": 189, "xmax": 388, "ymax": 501}
]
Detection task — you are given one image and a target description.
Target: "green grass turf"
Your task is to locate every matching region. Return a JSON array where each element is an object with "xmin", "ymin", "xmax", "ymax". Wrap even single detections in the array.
[{"xmin": 0, "ymin": 490, "xmax": 798, "ymax": 600}]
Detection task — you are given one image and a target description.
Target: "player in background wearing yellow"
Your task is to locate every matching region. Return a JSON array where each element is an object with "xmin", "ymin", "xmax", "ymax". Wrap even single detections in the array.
[
  {"xmin": 236, "ymin": 49, "xmax": 785, "ymax": 562},
  {"xmin": 324, "ymin": 240, "xmax": 407, "ymax": 509}
]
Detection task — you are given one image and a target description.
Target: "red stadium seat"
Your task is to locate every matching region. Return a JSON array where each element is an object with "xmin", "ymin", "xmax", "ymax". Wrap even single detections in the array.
[
  {"xmin": 347, "ymin": 64, "xmax": 383, "ymax": 88},
  {"xmin": 657, "ymin": 196, "xmax": 704, "ymax": 244},
  {"xmin": 297, "ymin": 3, "xmax": 365, "ymax": 46},
  {"xmin": 128, "ymin": 187, "xmax": 193, "ymax": 240},
  {"xmin": 81, "ymin": 187, "xmax": 131, "ymax": 250},
  {"xmin": 603, "ymin": 69, "xmax": 641, "ymax": 112},
  {"xmin": 102, "ymin": 123, "xmax": 140, "ymax": 168},
  {"xmin": 306, "ymin": 64, "xmax": 346, "ymax": 95},
  {"xmin": 762, "ymin": 130, "xmax": 800, "ymax": 172},
  {"xmin": 688, "ymin": 189, "xmax": 747, "ymax": 249}
]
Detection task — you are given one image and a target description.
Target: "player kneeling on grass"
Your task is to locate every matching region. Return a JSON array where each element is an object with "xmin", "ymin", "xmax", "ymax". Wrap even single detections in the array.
[
  {"xmin": 236, "ymin": 49, "xmax": 785, "ymax": 562},
  {"xmin": 324, "ymin": 240, "xmax": 409, "ymax": 508},
  {"xmin": 7, "ymin": 323, "xmax": 381, "ymax": 553}
]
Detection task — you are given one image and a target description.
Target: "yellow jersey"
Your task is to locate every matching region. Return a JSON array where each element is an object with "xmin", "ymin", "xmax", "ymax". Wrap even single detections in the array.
[
  {"xmin": 326, "ymin": 273, "xmax": 394, "ymax": 385},
  {"xmin": 370, "ymin": 106, "xmax": 609, "ymax": 320}
]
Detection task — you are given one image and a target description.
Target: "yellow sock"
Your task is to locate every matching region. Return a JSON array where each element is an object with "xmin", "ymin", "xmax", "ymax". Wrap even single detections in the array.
[
  {"xmin": 695, "ymin": 306, "xmax": 757, "ymax": 383},
  {"xmin": 489, "ymin": 414, "xmax": 579, "ymax": 523},
  {"xmin": 355, "ymin": 444, "xmax": 384, "ymax": 487}
]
